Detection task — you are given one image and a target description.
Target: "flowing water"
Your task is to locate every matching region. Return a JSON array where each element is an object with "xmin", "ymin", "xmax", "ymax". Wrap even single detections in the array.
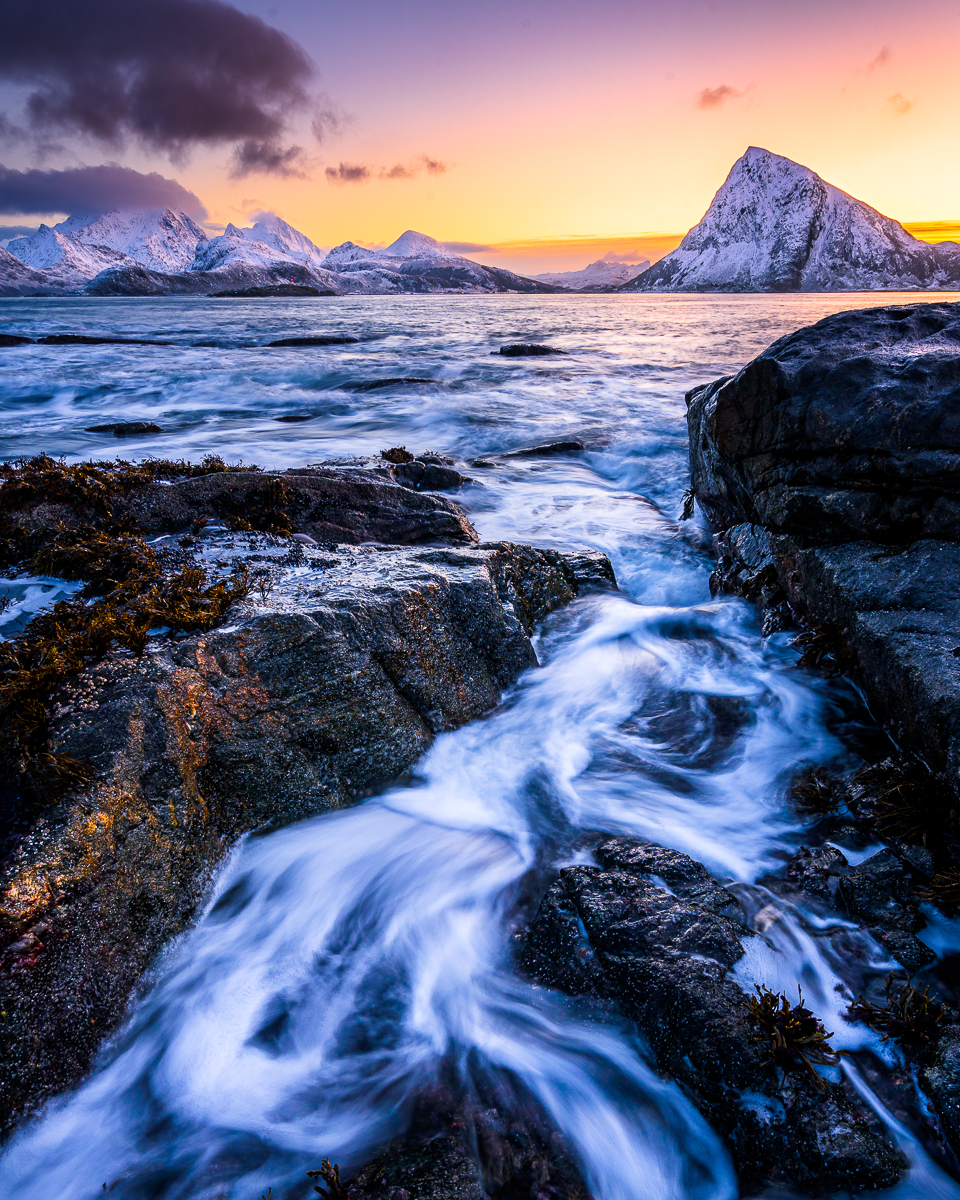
[{"xmin": 2, "ymin": 292, "xmax": 960, "ymax": 1199}]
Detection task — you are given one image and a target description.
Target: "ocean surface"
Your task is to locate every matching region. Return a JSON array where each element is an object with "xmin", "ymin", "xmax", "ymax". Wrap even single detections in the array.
[{"xmin": 2, "ymin": 292, "xmax": 960, "ymax": 1199}]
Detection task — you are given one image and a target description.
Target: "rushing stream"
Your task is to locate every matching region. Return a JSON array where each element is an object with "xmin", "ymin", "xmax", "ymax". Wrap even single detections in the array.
[{"xmin": 3, "ymin": 293, "xmax": 960, "ymax": 1199}]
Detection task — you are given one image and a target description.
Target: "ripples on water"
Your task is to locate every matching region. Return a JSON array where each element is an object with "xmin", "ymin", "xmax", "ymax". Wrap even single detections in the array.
[{"xmin": 2, "ymin": 293, "xmax": 960, "ymax": 1199}]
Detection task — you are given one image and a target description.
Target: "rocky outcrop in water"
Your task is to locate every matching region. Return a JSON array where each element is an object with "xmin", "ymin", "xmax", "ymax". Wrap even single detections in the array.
[
  {"xmin": 687, "ymin": 302, "xmax": 960, "ymax": 788},
  {"xmin": 0, "ymin": 454, "xmax": 615, "ymax": 1133},
  {"xmin": 521, "ymin": 837, "xmax": 905, "ymax": 1193},
  {"xmin": 684, "ymin": 300, "xmax": 960, "ymax": 1178}
]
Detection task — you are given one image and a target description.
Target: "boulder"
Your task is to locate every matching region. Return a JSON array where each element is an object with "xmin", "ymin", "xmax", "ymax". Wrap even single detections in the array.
[{"xmin": 521, "ymin": 837, "xmax": 904, "ymax": 1194}]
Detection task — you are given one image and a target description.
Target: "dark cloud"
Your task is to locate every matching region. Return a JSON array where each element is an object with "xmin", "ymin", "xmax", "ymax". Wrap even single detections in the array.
[
  {"xmin": 0, "ymin": 224, "xmax": 36, "ymax": 241},
  {"xmin": 697, "ymin": 84, "xmax": 741, "ymax": 109},
  {"xmin": 325, "ymin": 162, "xmax": 370, "ymax": 184},
  {"xmin": 231, "ymin": 140, "xmax": 308, "ymax": 179},
  {"xmin": 0, "ymin": 162, "xmax": 207, "ymax": 218},
  {"xmin": 443, "ymin": 241, "xmax": 496, "ymax": 254},
  {"xmin": 377, "ymin": 155, "xmax": 448, "ymax": 181},
  {"xmin": 0, "ymin": 0, "xmax": 319, "ymax": 173}
]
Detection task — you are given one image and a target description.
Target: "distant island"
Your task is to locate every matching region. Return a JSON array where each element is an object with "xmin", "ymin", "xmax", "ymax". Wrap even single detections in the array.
[{"xmin": 3, "ymin": 147, "xmax": 959, "ymax": 296}]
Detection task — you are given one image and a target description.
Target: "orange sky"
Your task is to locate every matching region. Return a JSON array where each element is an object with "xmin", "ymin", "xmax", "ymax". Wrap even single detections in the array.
[{"xmin": 5, "ymin": 0, "xmax": 960, "ymax": 272}]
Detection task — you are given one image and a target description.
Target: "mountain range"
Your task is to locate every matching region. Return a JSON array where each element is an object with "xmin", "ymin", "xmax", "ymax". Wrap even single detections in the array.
[
  {"xmin": 624, "ymin": 147, "xmax": 960, "ymax": 292},
  {"xmin": 4, "ymin": 149, "xmax": 960, "ymax": 296},
  {"xmin": 0, "ymin": 212, "xmax": 558, "ymax": 297}
]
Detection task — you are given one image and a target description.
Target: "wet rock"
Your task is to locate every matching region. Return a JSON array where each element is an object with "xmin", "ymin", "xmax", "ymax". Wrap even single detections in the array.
[
  {"xmin": 212, "ymin": 284, "xmax": 330, "ymax": 297},
  {"xmin": 0, "ymin": 532, "xmax": 616, "ymax": 1133},
  {"xmin": 494, "ymin": 345, "xmax": 567, "ymax": 356},
  {"xmin": 268, "ymin": 334, "xmax": 359, "ymax": 346},
  {"xmin": 838, "ymin": 849, "xmax": 924, "ymax": 933},
  {"xmin": 923, "ymin": 1028, "xmax": 960, "ymax": 1156},
  {"xmin": 84, "ymin": 421, "xmax": 163, "ymax": 437},
  {"xmin": 393, "ymin": 460, "xmax": 467, "ymax": 492},
  {"xmin": 8, "ymin": 466, "xmax": 479, "ymax": 548},
  {"xmin": 468, "ymin": 442, "xmax": 584, "ymax": 468},
  {"xmin": 345, "ymin": 378, "xmax": 434, "ymax": 392},
  {"xmin": 781, "ymin": 844, "xmax": 848, "ymax": 906},
  {"xmin": 521, "ymin": 836, "xmax": 904, "ymax": 1194},
  {"xmin": 686, "ymin": 303, "xmax": 960, "ymax": 844},
  {"xmin": 37, "ymin": 334, "xmax": 171, "ymax": 346},
  {"xmin": 0, "ymin": 334, "xmax": 34, "ymax": 346},
  {"xmin": 274, "ymin": 414, "xmax": 313, "ymax": 422}
]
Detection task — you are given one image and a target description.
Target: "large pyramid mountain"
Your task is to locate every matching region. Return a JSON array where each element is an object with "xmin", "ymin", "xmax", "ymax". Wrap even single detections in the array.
[{"xmin": 625, "ymin": 147, "xmax": 960, "ymax": 292}]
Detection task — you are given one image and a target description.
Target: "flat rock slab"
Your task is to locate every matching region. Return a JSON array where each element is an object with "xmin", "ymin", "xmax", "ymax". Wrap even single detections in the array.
[{"xmin": 0, "ymin": 534, "xmax": 615, "ymax": 1133}]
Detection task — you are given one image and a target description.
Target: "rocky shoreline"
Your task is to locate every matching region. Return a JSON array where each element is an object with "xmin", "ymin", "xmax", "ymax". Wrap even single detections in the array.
[
  {"xmin": 672, "ymin": 299, "xmax": 960, "ymax": 1188},
  {"xmin": 0, "ymin": 451, "xmax": 615, "ymax": 1134}
]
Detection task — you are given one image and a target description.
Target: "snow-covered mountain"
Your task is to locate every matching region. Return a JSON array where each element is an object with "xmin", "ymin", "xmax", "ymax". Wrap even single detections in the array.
[
  {"xmin": 8, "ymin": 209, "xmax": 206, "ymax": 279},
  {"xmin": 5, "ymin": 224, "xmax": 136, "ymax": 288},
  {"xmin": 535, "ymin": 259, "xmax": 651, "ymax": 291},
  {"xmin": 320, "ymin": 229, "xmax": 556, "ymax": 294},
  {"xmin": 0, "ymin": 246, "xmax": 56, "ymax": 296},
  {"xmin": 626, "ymin": 147, "xmax": 960, "ymax": 292},
  {"xmin": 241, "ymin": 213, "xmax": 329, "ymax": 268},
  {"xmin": 1, "ymin": 213, "xmax": 554, "ymax": 295}
]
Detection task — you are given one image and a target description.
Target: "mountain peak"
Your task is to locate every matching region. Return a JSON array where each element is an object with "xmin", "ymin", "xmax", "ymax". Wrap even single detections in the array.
[
  {"xmin": 385, "ymin": 230, "xmax": 448, "ymax": 259},
  {"xmin": 625, "ymin": 147, "xmax": 960, "ymax": 292}
]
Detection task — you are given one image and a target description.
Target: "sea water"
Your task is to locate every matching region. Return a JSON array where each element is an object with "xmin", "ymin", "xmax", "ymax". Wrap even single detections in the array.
[{"xmin": 1, "ymin": 292, "xmax": 959, "ymax": 1199}]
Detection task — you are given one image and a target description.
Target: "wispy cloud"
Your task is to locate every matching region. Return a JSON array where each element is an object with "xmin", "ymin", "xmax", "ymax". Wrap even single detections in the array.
[
  {"xmin": 328, "ymin": 155, "xmax": 449, "ymax": 185},
  {"xmin": 697, "ymin": 84, "xmax": 741, "ymax": 110},
  {"xmin": 887, "ymin": 92, "xmax": 914, "ymax": 115},
  {"xmin": 325, "ymin": 162, "xmax": 371, "ymax": 184},
  {"xmin": 868, "ymin": 46, "xmax": 892, "ymax": 71}
]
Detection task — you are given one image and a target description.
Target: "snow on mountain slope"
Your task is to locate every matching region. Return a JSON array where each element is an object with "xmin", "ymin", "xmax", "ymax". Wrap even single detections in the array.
[
  {"xmin": 8, "ymin": 210, "xmax": 205, "ymax": 275},
  {"xmin": 67, "ymin": 209, "xmax": 206, "ymax": 272},
  {"xmin": 243, "ymin": 214, "xmax": 328, "ymax": 267},
  {"xmin": 187, "ymin": 225, "xmax": 344, "ymax": 293},
  {"xmin": 0, "ymin": 246, "xmax": 58, "ymax": 295},
  {"xmin": 322, "ymin": 231, "xmax": 557, "ymax": 294},
  {"xmin": 535, "ymin": 259, "xmax": 651, "ymax": 291},
  {"xmin": 384, "ymin": 230, "xmax": 450, "ymax": 259},
  {"xmin": 5, "ymin": 225, "xmax": 135, "ymax": 287},
  {"xmin": 625, "ymin": 147, "xmax": 960, "ymax": 292}
]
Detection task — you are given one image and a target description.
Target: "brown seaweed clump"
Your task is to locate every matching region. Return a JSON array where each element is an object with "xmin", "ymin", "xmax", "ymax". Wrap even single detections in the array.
[
  {"xmin": 847, "ymin": 974, "xmax": 945, "ymax": 1058},
  {"xmin": 308, "ymin": 1160, "xmax": 351, "ymax": 1200},
  {"xmin": 745, "ymin": 985, "xmax": 843, "ymax": 1091},
  {"xmin": 0, "ymin": 453, "xmax": 255, "ymax": 836}
]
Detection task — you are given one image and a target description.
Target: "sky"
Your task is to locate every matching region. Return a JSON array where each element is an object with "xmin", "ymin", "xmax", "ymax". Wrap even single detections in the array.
[{"xmin": 0, "ymin": 0, "xmax": 959, "ymax": 272}]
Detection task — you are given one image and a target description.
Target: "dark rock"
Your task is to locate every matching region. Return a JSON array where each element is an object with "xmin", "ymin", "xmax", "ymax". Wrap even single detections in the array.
[
  {"xmin": 84, "ymin": 421, "xmax": 163, "ymax": 437},
  {"xmin": 838, "ymin": 849, "xmax": 924, "ymax": 933},
  {"xmin": 687, "ymin": 302, "xmax": 960, "ymax": 544},
  {"xmin": 0, "ymin": 534, "xmax": 616, "ymax": 1133},
  {"xmin": 354, "ymin": 1130, "xmax": 484, "ymax": 1200},
  {"xmin": 0, "ymin": 334, "xmax": 34, "ymax": 346},
  {"xmin": 781, "ymin": 844, "xmax": 848, "ymax": 905},
  {"xmin": 268, "ymin": 334, "xmax": 360, "ymax": 346},
  {"xmin": 8, "ymin": 467, "xmax": 479, "ymax": 548},
  {"xmin": 393, "ymin": 461, "xmax": 466, "ymax": 492},
  {"xmin": 466, "ymin": 442, "xmax": 585, "ymax": 468},
  {"xmin": 38, "ymin": 334, "xmax": 171, "ymax": 346},
  {"xmin": 923, "ymin": 1028, "xmax": 960, "ymax": 1156},
  {"xmin": 274, "ymin": 414, "xmax": 313, "ymax": 422},
  {"xmin": 495, "ymin": 345, "xmax": 567, "ymax": 357},
  {"xmin": 521, "ymin": 837, "xmax": 904, "ymax": 1194},
  {"xmin": 212, "ymin": 284, "xmax": 330, "ymax": 297},
  {"xmin": 345, "ymin": 378, "xmax": 435, "ymax": 392}
]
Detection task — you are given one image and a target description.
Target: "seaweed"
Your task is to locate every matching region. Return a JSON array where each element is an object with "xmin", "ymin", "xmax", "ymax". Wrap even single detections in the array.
[
  {"xmin": 745, "ymin": 985, "xmax": 842, "ymax": 1091},
  {"xmin": 380, "ymin": 447, "xmax": 414, "ymax": 464},
  {"xmin": 793, "ymin": 621, "xmax": 856, "ymax": 675},
  {"xmin": 212, "ymin": 478, "xmax": 294, "ymax": 536},
  {"xmin": 921, "ymin": 870, "xmax": 960, "ymax": 916},
  {"xmin": 789, "ymin": 766, "xmax": 846, "ymax": 816},
  {"xmin": 308, "ymin": 1160, "xmax": 351, "ymax": 1200},
  {"xmin": 847, "ymin": 974, "xmax": 945, "ymax": 1057},
  {"xmin": 851, "ymin": 758, "xmax": 955, "ymax": 845}
]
